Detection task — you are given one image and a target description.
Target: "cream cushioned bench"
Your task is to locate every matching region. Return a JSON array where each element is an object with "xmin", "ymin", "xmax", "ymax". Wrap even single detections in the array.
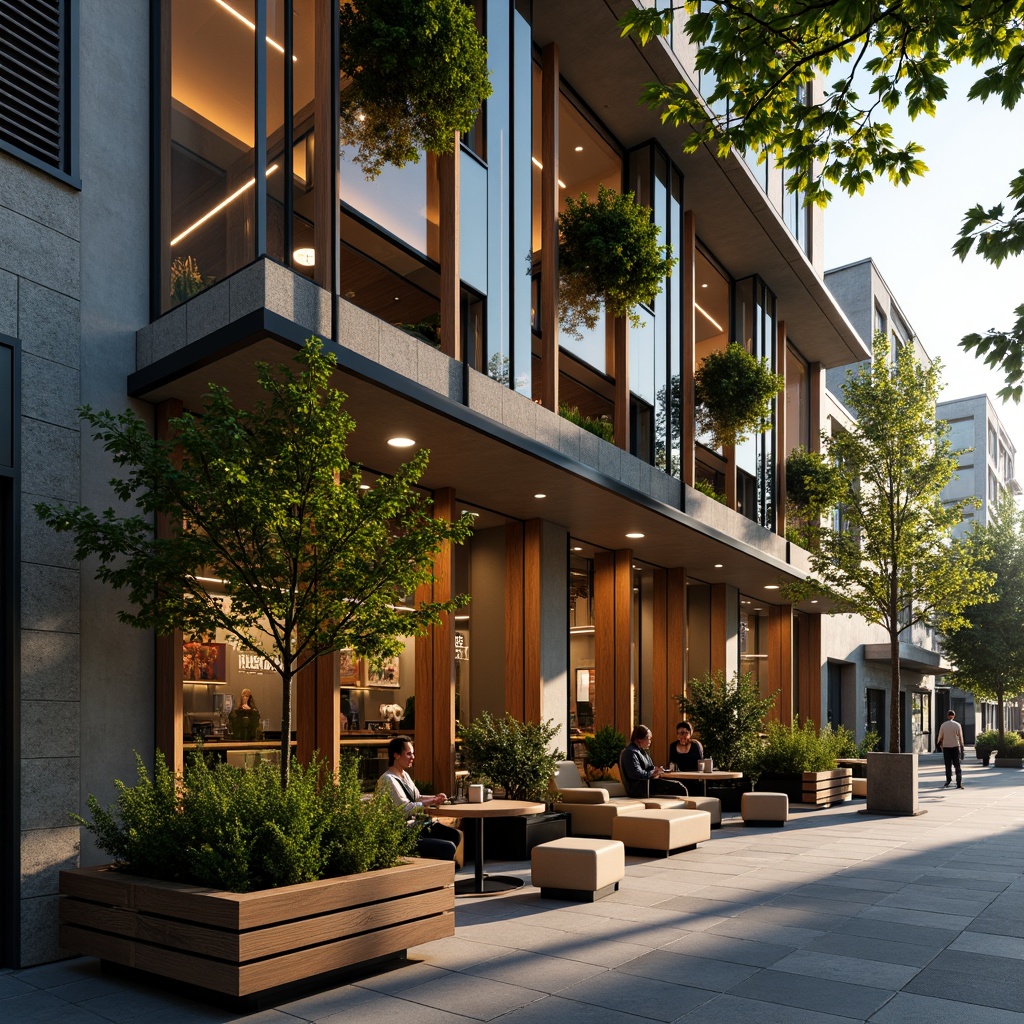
[
  {"xmin": 741, "ymin": 791, "xmax": 789, "ymax": 826},
  {"xmin": 611, "ymin": 808, "xmax": 711, "ymax": 856},
  {"xmin": 639, "ymin": 795, "xmax": 722, "ymax": 827},
  {"xmin": 851, "ymin": 777, "xmax": 867, "ymax": 798},
  {"xmin": 531, "ymin": 837, "xmax": 625, "ymax": 901}
]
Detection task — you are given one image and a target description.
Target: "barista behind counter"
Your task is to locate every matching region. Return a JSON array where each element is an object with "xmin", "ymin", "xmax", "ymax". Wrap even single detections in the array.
[{"xmin": 229, "ymin": 688, "xmax": 263, "ymax": 740}]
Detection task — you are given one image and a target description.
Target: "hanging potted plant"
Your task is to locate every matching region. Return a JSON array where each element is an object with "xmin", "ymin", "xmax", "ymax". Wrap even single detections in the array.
[
  {"xmin": 694, "ymin": 343, "xmax": 785, "ymax": 448},
  {"xmin": 338, "ymin": 0, "xmax": 492, "ymax": 179},
  {"xmin": 785, "ymin": 445, "xmax": 843, "ymax": 547},
  {"xmin": 558, "ymin": 184, "xmax": 677, "ymax": 339}
]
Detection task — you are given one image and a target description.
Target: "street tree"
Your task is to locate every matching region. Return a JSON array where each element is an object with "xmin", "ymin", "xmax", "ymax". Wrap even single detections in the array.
[
  {"xmin": 939, "ymin": 494, "xmax": 1024, "ymax": 739},
  {"xmin": 784, "ymin": 334, "xmax": 994, "ymax": 752},
  {"xmin": 36, "ymin": 339, "xmax": 473, "ymax": 785},
  {"xmin": 620, "ymin": 2, "xmax": 1024, "ymax": 400}
]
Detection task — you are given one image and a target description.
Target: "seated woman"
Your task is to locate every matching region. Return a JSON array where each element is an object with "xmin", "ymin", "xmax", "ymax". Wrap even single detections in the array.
[
  {"xmin": 377, "ymin": 736, "xmax": 462, "ymax": 862},
  {"xmin": 668, "ymin": 721, "xmax": 704, "ymax": 771},
  {"xmin": 619, "ymin": 724, "xmax": 689, "ymax": 798}
]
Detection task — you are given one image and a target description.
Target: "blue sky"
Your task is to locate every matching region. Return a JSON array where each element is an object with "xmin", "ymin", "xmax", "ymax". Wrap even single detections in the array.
[{"xmin": 822, "ymin": 62, "xmax": 1024, "ymax": 450}]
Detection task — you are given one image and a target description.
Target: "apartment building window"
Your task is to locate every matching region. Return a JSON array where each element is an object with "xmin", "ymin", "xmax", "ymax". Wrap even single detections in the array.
[
  {"xmin": 785, "ymin": 343, "xmax": 809, "ymax": 453},
  {"xmin": 874, "ymin": 305, "xmax": 887, "ymax": 339},
  {"xmin": 0, "ymin": 0, "xmax": 78, "ymax": 184}
]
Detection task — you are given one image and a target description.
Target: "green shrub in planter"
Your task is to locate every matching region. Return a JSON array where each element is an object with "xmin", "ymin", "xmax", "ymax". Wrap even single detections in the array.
[
  {"xmin": 459, "ymin": 712, "xmax": 563, "ymax": 801},
  {"xmin": 755, "ymin": 720, "xmax": 853, "ymax": 776},
  {"xmin": 559, "ymin": 403, "xmax": 615, "ymax": 443},
  {"xmin": 584, "ymin": 724, "xmax": 628, "ymax": 779},
  {"xmin": 694, "ymin": 343, "xmax": 785, "ymax": 449},
  {"xmin": 975, "ymin": 729, "xmax": 998, "ymax": 757},
  {"xmin": 75, "ymin": 752, "xmax": 416, "ymax": 892},
  {"xmin": 558, "ymin": 184, "xmax": 676, "ymax": 339},
  {"xmin": 693, "ymin": 477, "xmax": 728, "ymax": 505},
  {"xmin": 857, "ymin": 729, "xmax": 882, "ymax": 756},
  {"xmin": 996, "ymin": 732, "xmax": 1024, "ymax": 757}
]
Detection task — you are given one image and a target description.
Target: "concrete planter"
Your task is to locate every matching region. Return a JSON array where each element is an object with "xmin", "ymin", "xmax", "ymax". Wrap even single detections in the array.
[
  {"xmin": 59, "ymin": 859, "xmax": 454, "ymax": 1005},
  {"xmin": 993, "ymin": 757, "xmax": 1024, "ymax": 768},
  {"xmin": 757, "ymin": 769, "xmax": 852, "ymax": 808},
  {"xmin": 865, "ymin": 751, "xmax": 922, "ymax": 816}
]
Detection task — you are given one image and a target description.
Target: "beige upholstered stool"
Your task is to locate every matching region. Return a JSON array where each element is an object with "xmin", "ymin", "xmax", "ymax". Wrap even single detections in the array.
[
  {"xmin": 638, "ymin": 795, "xmax": 722, "ymax": 828},
  {"xmin": 551, "ymin": 797, "xmax": 646, "ymax": 837},
  {"xmin": 741, "ymin": 791, "xmax": 789, "ymax": 826},
  {"xmin": 611, "ymin": 808, "xmax": 711, "ymax": 856},
  {"xmin": 851, "ymin": 777, "xmax": 867, "ymax": 798},
  {"xmin": 531, "ymin": 837, "xmax": 625, "ymax": 901}
]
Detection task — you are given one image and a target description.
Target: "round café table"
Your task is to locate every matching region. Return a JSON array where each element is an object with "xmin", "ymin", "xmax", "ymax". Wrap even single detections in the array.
[
  {"xmin": 427, "ymin": 799, "xmax": 545, "ymax": 896},
  {"xmin": 662, "ymin": 769, "xmax": 743, "ymax": 797}
]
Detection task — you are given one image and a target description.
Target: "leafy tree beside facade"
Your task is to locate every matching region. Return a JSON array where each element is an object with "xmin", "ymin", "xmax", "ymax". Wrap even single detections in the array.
[
  {"xmin": 785, "ymin": 334, "xmax": 993, "ymax": 753},
  {"xmin": 939, "ymin": 494, "xmax": 1024, "ymax": 740},
  {"xmin": 36, "ymin": 340, "xmax": 473, "ymax": 784},
  {"xmin": 621, "ymin": 2, "xmax": 1024, "ymax": 400}
]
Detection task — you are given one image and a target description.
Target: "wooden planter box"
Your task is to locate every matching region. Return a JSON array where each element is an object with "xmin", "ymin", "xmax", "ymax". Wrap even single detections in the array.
[
  {"xmin": 59, "ymin": 859, "xmax": 454, "ymax": 1003},
  {"xmin": 758, "ymin": 768, "xmax": 852, "ymax": 808}
]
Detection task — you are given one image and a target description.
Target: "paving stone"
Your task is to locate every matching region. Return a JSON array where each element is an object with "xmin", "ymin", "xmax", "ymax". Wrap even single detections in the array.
[
  {"xmin": 725, "ymin": 967, "xmax": 893, "ymax": 1019},
  {"xmin": 904, "ymin": 949, "xmax": 1024, "ymax": 1012}
]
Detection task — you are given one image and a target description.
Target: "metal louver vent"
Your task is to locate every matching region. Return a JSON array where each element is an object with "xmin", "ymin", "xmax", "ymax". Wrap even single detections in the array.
[{"xmin": 0, "ymin": 0, "xmax": 65, "ymax": 170}]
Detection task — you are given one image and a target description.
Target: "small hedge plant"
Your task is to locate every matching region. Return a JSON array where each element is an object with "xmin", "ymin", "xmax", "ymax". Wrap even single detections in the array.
[
  {"xmin": 459, "ymin": 712, "xmax": 563, "ymax": 801},
  {"xmin": 755, "ymin": 719, "xmax": 857, "ymax": 776},
  {"xmin": 74, "ymin": 752, "xmax": 417, "ymax": 892},
  {"xmin": 974, "ymin": 729, "xmax": 998, "ymax": 755},
  {"xmin": 559, "ymin": 403, "xmax": 614, "ymax": 443},
  {"xmin": 995, "ymin": 732, "xmax": 1024, "ymax": 757},
  {"xmin": 584, "ymin": 724, "xmax": 628, "ymax": 779}
]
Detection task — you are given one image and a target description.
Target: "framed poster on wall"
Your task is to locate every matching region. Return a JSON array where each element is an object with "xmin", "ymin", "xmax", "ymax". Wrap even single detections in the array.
[
  {"xmin": 576, "ymin": 668, "xmax": 593, "ymax": 703},
  {"xmin": 339, "ymin": 649, "xmax": 363, "ymax": 687},
  {"xmin": 182, "ymin": 641, "xmax": 226, "ymax": 683},
  {"xmin": 367, "ymin": 656, "xmax": 400, "ymax": 688}
]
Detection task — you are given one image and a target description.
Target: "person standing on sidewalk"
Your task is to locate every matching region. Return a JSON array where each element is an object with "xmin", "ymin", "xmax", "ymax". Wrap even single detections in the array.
[{"xmin": 937, "ymin": 709, "xmax": 966, "ymax": 789}]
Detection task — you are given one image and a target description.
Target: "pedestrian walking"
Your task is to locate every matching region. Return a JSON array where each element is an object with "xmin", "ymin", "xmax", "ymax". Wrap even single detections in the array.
[{"xmin": 937, "ymin": 709, "xmax": 966, "ymax": 789}]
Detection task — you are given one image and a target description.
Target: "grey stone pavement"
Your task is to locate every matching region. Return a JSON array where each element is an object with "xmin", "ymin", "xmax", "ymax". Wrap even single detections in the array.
[{"xmin": 5, "ymin": 752, "xmax": 1024, "ymax": 1023}]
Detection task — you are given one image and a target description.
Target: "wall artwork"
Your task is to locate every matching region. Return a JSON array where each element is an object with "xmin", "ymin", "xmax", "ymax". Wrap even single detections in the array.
[
  {"xmin": 367, "ymin": 656, "xmax": 400, "ymax": 689},
  {"xmin": 182, "ymin": 641, "xmax": 227, "ymax": 683},
  {"xmin": 339, "ymin": 649, "xmax": 363, "ymax": 687}
]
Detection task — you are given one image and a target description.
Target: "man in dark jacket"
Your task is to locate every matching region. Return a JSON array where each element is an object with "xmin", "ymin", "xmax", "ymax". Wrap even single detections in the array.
[{"xmin": 619, "ymin": 724, "xmax": 689, "ymax": 799}]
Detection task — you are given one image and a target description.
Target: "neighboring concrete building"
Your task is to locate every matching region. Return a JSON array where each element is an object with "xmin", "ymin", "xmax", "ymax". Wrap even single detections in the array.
[
  {"xmin": 935, "ymin": 394, "xmax": 1022, "ymax": 738},
  {"xmin": 823, "ymin": 259, "xmax": 950, "ymax": 753},
  {"xmin": 2, "ymin": 1, "xmax": 876, "ymax": 966}
]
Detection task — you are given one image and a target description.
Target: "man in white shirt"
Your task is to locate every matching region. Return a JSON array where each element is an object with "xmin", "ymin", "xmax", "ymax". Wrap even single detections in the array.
[{"xmin": 937, "ymin": 710, "xmax": 966, "ymax": 789}]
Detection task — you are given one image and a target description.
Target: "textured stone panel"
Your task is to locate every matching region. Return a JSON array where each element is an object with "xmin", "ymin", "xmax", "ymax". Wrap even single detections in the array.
[
  {"xmin": 229, "ymin": 260, "xmax": 267, "ymax": 321},
  {"xmin": 501, "ymin": 387, "xmax": 541, "ymax": 440},
  {"xmin": 465, "ymin": 366, "xmax": 505, "ymax": 418},
  {"xmin": 598, "ymin": 438, "xmax": 624, "ymax": 479},
  {"xmin": 20, "ymin": 491, "xmax": 77, "ymax": 568},
  {"xmin": 417, "ymin": 342, "xmax": 461, "ymax": 401},
  {"xmin": 577, "ymin": 428, "xmax": 602, "ymax": 470},
  {"xmin": 185, "ymin": 279, "xmax": 231, "ymax": 344},
  {"xmin": 21, "ymin": 353, "xmax": 80, "ymax": 429},
  {"xmin": 135, "ymin": 322, "xmax": 153, "ymax": 367},
  {"xmin": 619, "ymin": 450, "xmax": 642, "ymax": 494},
  {"xmin": 21, "ymin": 700, "xmax": 80, "ymax": 758},
  {"xmin": 19, "ymin": 894, "xmax": 65, "ymax": 967},
  {"xmin": 20, "ymin": 757, "xmax": 79, "ymax": 830},
  {"xmin": 20, "ymin": 629, "xmax": 80, "ymax": 701},
  {"xmin": 16, "ymin": 281, "xmax": 80, "ymax": 367},
  {"xmin": 20, "ymin": 827, "xmax": 80, "ymax": 899},
  {"xmin": 0, "ymin": 268, "xmax": 16, "ymax": 335},
  {"xmin": 21, "ymin": 563, "xmax": 79, "ymax": 634},
  {"xmin": 147, "ymin": 305, "xmax": 187, "ymax": 363},
  {"xmin": 532, "ymin": 405, "xmax": 561, "ymax": 452},
  {"xmin": 0, "ymin": 207, "xmax": 79, "ymax": 297},
  {"xmin": 0, "ymin": 156, "xmax": 80, "ymax": 239},
  {"xmin": 265, "ymin": 262, "xmax": 332, "ymax": 339},
  {"xmin": 20, "ymin": 419, "xmax": 78, "ymax": 502},
  {"xmin": 337, "ymin": 300, "xmax": 381, "ymax": 362},
  {"xmin": 378, "ymin": 325, "xmax": 419, "ymax": 381},
  {"xmin": 557, "ymin": 415, "xmax": 582, "ymax": 463}
]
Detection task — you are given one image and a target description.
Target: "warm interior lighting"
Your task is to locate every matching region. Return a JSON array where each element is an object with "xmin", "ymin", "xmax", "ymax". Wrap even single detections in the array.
[
  {"xmin": 171, "ymin": 164, "xmax": 279, "ymax": 246},
  {"xmin": 570, "ymin": 625, "xmax": 596, "ymax": 634},
  {"xmin": 211, "ymin": 0, "xmax": 297, "ymax": 60},
  {"xmin": 534, "ymin": 493, "xmax": 546, "ymax": 499},
  {"xmin": 574, "ymin": 145, "xmax": 583, "ymax": 152},
  {"xmin": 695, "ymin": 302, "xmax": 724, "ymax": 333},
  {"xmin": 714, "ymin": 563, "xmax": 723, "ymax": 568},
  {"xmin": 532, "ymin": 156, "xmax": 543, "ymax": 169},
  {"xmin": 764, "ymin": 584, "xmax": 780, "ymax": 590},
  {"xmin": 293, "ymin": 247, "xmax": 315, "ymax": 267},
  {"xmin": 626, "ymin": 532, "xmax": 644, "ymax": 539},
  {"xmin": 387, "ymin": 437, "xmax": 416, "ymax": 448},
  {"xmin": 572, "ymin": 546, "xmax": 582, "ymax": 552}
]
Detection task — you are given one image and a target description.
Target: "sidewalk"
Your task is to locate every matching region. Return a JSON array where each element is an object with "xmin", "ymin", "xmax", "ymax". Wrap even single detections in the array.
[{"xmin": 4, "ymin": 753, "xmax": 1024, "ymax": 1023}]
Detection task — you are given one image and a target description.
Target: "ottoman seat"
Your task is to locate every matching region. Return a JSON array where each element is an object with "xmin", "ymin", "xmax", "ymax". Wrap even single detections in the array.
[
  {"xmin": 851, "ymin": 777, "xmax": 867, "ymax": 798},
  {"xmin": 531, "ymin": 837, "xmax": 625, "ymax": 901},
  {"xmin": 741, "ymin": 791, "xmax": 789, "ymax": 826},
  {"xmin": 639, "ymin": 795, "xmax": 722, "ymax": 828},
  {"xmin": 552, "ymin": 798, "xmax": 646, "ymax": 838},
  {"xmin": 611, "ymin": 808, "xmax": 711, "ymax": 857}
]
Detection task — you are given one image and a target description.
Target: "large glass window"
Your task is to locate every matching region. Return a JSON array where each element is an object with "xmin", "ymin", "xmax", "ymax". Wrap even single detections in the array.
[
  {"xmin": 569, "ymin": 549, "xmax": 596, "ymax": 733},
  {"xmin": 739, "ymin": 593, "xmax": 769, "ymax": 698},
  {"xmin": 785, "ymin": 343, "xmax": 809, "ymax": 454}
]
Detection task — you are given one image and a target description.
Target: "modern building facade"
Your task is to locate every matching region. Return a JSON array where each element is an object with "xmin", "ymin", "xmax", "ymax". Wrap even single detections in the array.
[
  {"xmin": 823, "ymin": 258, "xmax": 950, "ymax": 752},
  {"xmin": 1, "ymin": 0, "xmax": 880, "ymax": 966}
]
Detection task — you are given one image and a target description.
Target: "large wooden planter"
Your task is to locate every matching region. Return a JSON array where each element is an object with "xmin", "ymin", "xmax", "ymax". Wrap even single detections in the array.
[
  {"xmin": 59, "ymin": 858, "xmax": 454, "ymax": 1003},
  {"xmin": 758, "ymin": 768, "xmax": 852, "ymax": 808}
]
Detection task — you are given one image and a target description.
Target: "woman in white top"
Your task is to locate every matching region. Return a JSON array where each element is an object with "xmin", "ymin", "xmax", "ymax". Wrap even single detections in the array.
[{"xmin": 377, "ymin": 736, "xmax": 461, "ymax": 860}]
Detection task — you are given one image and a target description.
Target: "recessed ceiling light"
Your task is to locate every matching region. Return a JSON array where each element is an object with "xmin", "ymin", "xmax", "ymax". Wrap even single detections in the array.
[
  {"xmin": 293, "ymin": 247, "xmax": 315, "ymax": 266},
  {"xmin": 714, "ymin": 563, "xmax": 723, "ymax": 568},
  {"xmin": 387, "ymin": 437, "xmax": 416, "ymax": 448},
  {"xmin": 764, "ymin": 584, "xmax": 780, "ymax": 590},
  {"xmin": 626, "ymin": 532, "xmax": 644, "ymax": 539},
  {"xmin": 701, "ymin": 282, "xmax": 708, "ymax": 288},
  {"xmin": 811, "ymin": 599, "xmax": 818, "ymax": 604},
  {"xmin": 534, "ymin": 493, "xmax": 546, "ymax": 499},
  {"xmin": 574, "ymin": 145, "xmax": 583, "ymax": 152},
  {"xmin": 359, "ymin": 484, "xmax": 370, "ymax": 490},
  {"xmin": 572, "ymin": 546, "xmax": 582, "ymax": 552}
]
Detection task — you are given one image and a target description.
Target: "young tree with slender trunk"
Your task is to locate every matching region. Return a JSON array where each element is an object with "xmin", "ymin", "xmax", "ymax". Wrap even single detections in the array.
[
  {"xmin": 36, "ymin": 339, "xmax": 473, "ymax": 786},
  {"xmin": 785, "ymin": 334, "xmax": 993, "ymax": 752},
  {"xmin": 939, "ymin": 494, "xmax": 1024, "ymax": 740}
]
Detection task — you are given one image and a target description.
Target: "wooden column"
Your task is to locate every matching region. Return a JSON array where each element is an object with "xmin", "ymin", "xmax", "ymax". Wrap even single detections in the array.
[
  {"xmin": 614, "ymin": 550, "xmax": 633, "ymax": 733},
  {"xmin": 154, "ymin": 399, "xmax": 183, "ymax": 775},
  {"xmin": 414, "ymin": 488, "xmax": 457, "ymax": 792},
  {"xmin": 593, "ymin": 552, "xmax": 615, "ymax": 731},
  {"xmin": 613, "ymin": 318, "xmax": 630, "ymax": 452},
  {"xmin": 539, "ymin": 42, "xmax": 559, "ymax": 411},
  {"xmin": 799, "ymin": 613, "xmax": 822, "ymax": 727},
  {"xmin": 667, "ymin": 566, "xmax": 687, "ymax": 712},
  {"xmin": 296, "ymin": 652, "xmax": 340, "ymax": 776},
  {"xmin": 438, "ymin": 140, "xmax": 461, "ymax": 360},
  {"xmin": 652, "ymin": 570, "xmax": 668, "ymax": 761},
  {"xmin": 768, "ymin": 605, "xmax": 793, "ymax": 724},
  {"xmin": 776, "ymin": 319, "xmax": 787, "ymax": 537},
  {"xmin": 681, "ymin": 210, "xmax": 697, "ymax": 486},
  {"xmin": 504, "ymin": 521, "xmax": 525, "ymax": 719},
  {"xmin": 710, "ymin": 582, "xmax": 728, "ymax": 676},
  {"xmin": 523, "ymin": 519, "xmax": 544, "ymax": 724}
]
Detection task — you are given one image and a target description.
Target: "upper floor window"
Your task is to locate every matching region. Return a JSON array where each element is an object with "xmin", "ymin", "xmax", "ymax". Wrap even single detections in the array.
[{"xmin": 0, "ymin": 0, "xmax": 78, "ymax": 183}]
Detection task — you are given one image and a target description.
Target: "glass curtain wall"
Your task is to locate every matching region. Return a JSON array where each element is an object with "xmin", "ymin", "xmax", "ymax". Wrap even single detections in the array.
[
  {"xmin": 733, "ymin": 276, "xmax": 778, "ymax": 527},
  {"xmin": 568, "ymin": 550, "xmax": 596, "ymax": 733},
  {"xmin": 694, "ymin": 250, "xmax": 731, "ymax": 493},
  {"xmin": 739, "ymin": 593, "xmax": 769, "ymax": 698}
]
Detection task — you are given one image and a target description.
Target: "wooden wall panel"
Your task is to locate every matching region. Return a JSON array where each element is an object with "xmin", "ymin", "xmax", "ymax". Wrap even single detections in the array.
[
  {"xmin": 652, "ymin": 570, "xmax": 668, "ymax": 761},
  {"xmin": 613, "ymin": 319, "xmax": 629, "ymax": 452},
  {"xmin": 504, "ymin": 522, "xmax": 525, "ymax": 719},
  {"xmin": 614, "ymin": 550, "xmax": 633, "ymax": 734},
  {"xmin": 769, "ymin": 605, "xmax": 794, "ymax": 725},
  {"xmin": 429, "ymin": 489, "xmax": 456, "ymax": 793},
  {"xmin": 799, "ymin": 613, "xmax": 822, "ymax": 727},
  {"xmin": 523, "ymin": 520, "xmax": 544, "ymax": 724},
  {"xmin": 593, "ymin": 552, "xmax": 615, "ymax": 730},
  {"xmin": 667, "ymin": 567, "xmax": 687, "ymax": 714},
  {"xmin": 710, "ymin": 583, "xmax": 728, "ymax": 677}
]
